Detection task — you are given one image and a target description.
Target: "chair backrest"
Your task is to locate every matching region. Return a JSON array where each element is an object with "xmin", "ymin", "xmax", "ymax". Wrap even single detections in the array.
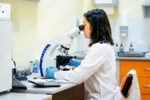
[
  {"xmin": 120, "ymin": 74, "xmax": 133, "ymax": 98},
  {"xmin": 120, "ymin": 69, "xmax": 141, "ymax": 100}
]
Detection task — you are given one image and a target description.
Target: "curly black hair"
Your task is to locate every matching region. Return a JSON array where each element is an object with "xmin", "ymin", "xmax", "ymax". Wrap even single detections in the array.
[{"xmin": 83, "ymin": 9, "xmax": 114, "ymax": 46}]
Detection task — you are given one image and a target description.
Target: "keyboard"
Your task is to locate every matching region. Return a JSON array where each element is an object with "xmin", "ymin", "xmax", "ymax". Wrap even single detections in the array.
[
  {"xmin": 12, "ymin": 78, "xmax": 27, "ymax": 89},
  {"xmin": 28, "ymin": 80, "xmax": 61, "ymax": 87}
]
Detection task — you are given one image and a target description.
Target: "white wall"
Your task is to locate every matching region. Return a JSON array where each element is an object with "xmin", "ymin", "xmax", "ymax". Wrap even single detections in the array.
[
  {"xmin": 0, "ymin": 0, "xmax": 85, "ymax": 68},
  {"xmin": 110, "ymin": 0, "xmax": 150, "ymax": 52},
  {"xmin": 35, "ymin": 0, "xmax": 84, "ymax": 58},
  {"xmin": 0, "ymin": 0, "xmax": 38, "ymax": 68},
  {"xmin": 35, "ymin": 0, "xmax": 95, "ymax": 63}
]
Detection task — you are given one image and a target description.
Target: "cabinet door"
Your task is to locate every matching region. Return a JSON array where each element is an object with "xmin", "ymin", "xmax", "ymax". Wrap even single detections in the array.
[
  {"xmin": 93, "ymin": 0, "xmax": 118, "ymax": 6},
  {"xmin": 139, "ymin": 78, "xmax": 150, "ymax": 94},
  {"xmin": 142, "ymin": 95, "xmax": 150, "ymax": 100}
]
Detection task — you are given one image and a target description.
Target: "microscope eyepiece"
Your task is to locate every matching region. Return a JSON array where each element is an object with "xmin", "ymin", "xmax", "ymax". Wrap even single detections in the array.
[{"xmin": 79, "ymin": 25, "xmax": 84, "ymax": 31}]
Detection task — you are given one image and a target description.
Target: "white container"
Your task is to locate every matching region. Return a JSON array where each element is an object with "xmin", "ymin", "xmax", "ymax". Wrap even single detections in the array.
[{"xmin": 145, "ymin": 53, "xmax": 150, "ymax": 58}]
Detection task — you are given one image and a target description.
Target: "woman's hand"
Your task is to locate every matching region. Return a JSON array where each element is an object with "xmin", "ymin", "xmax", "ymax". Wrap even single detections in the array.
[
  {"xmin": 45, "ymin": 67, "xmax": 58, "ymax": 79},
  {"xmin": 68, "ymin": 59, "xmax": 81, "ymax": 67}
]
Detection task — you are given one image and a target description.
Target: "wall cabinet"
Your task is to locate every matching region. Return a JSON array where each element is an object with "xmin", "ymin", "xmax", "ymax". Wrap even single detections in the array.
[
  {"xmin": 120, "ymin": 60, "xmax": 150, "ymax": 100},
  {"xmin": 93, "ymin": 0, "xmax": 118, "ymax": 6},
  {"xmin": 93, "ymin": 0, "xmax": 118, "ymax": 15}
]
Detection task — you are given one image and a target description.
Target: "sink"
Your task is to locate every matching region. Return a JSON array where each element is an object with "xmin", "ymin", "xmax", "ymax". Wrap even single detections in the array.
[{"xmin": 117, "ymin": 52, "xmax": 145, "ymax": 57}]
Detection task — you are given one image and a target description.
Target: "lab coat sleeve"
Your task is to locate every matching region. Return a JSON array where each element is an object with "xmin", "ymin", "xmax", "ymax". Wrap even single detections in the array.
[{"xmin": 55, "ymin": 44, "xmax": 107, "ymax": 84}]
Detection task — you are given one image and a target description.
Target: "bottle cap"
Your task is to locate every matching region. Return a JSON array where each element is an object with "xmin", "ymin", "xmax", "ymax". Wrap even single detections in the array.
[
  {"xmin": 130, "ymin": 43, "xmax": 133, "ymax": 47},
  {"xmin": 116, "ymin": 43, "xmax": 118, "ymax": 46},
  {"xmin": 121, "ymin": 43, "xmax": 123, "ymax": 46}
]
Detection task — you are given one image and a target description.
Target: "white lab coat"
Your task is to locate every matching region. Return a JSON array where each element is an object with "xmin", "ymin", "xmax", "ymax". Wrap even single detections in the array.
[{"xmin": 55, "ymin": 43, "xmax": 121, "ymax": 100}]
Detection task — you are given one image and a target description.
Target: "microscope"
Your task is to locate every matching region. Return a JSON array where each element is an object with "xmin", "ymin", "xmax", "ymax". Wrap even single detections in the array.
[{"xmin": 39, "ymin": 25, "xmax": 84, "ymax": 77}]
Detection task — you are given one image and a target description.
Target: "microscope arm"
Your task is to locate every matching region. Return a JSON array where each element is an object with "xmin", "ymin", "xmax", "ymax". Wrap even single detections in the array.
[
  {"xmin": 48, "ymin": 27, "xmax": 81, "ymax": 56},
  {"xmin": 39, "ymin": 27, "xmax": 81, "ymax": 77}
]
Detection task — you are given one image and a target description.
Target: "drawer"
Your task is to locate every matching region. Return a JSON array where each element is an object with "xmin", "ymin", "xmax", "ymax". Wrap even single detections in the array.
[
  {"xmin": 120, "ymin": 60, "xmax": 150, "ymax": 77},
  {"xmin": 141, "ymin": 95, "xmax": 150, "ymax": 100},
  {"xmin": 139, "ymin": 78, "xmax": 150, "ymax": 94},
  {"xmin": 120, "ymin": 77, "xmax": 150, "ymax": 94}
]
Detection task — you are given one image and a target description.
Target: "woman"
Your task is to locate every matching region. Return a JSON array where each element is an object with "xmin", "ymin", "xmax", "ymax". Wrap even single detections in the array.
[{"xmin": 46, "ymin": 9, "xmax": 121, "ymax": 100}]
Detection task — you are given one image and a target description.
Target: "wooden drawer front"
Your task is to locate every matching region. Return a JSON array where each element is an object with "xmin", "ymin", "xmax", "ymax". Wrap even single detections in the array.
[
  {"xmin": 139, "ymin": 78, "xmax": 150, "ymax": 94},
  {"xmin": 141, "ymin": 95, "xmax": 150, "ymax": 100},
  {"xmin": 120, "ymin": 60, "xmax": 150, "ymax": 77}
]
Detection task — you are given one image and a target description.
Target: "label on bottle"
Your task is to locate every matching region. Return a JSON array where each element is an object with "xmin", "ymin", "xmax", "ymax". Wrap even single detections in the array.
[
  {"xmin": 129, "ymin": 46, "xmax": 134, "ymax": 52},
  {"xmin": 120, "ymin": 47, "xmax": 123, "ymax": 53}
]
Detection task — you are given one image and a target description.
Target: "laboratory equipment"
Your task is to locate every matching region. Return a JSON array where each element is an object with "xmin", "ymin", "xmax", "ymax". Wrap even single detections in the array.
[
  {"xmin": 12, "ymin": 77, "xmax": 27, "ymax": 89},
  {"xmin": 115, "ymin": 43, "xmax": 119, "ymax": 55},
  {"xmin": 15, "ymin": 68, "xmax": 31, "ymax": 81},
  {"xmin": 129, "ymin": 43, "xmax": 134, "ymax": 52},
  {"xmin": 0, "ymin": 3, "xmax": 12, "ymax": 92},
  {"xmin": 56, "ymin": 55, "xmax": 76, "ymax": 70},
  {"xmin": 118, "ymin": 52, "xmax": 145, "ymax": 57},
  {"xmin": 39, "ymin": 25, "xmax": 84, "ymax": 77},
  {"xmin": 28, "ymin": 79, "xmax": 61, "ymax": 87},
  {"xmin": 119, "ymin": 43, "xmax": 124, "ymax": 53},
  {"xmin": 11, "ymin": 67, "xmax": 27, "ymax": 90}
]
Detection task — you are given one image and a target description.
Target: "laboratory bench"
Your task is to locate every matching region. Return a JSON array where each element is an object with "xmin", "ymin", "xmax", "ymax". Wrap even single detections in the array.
[
  {"xmin": 12, "ymin": 81, "xmax": 84, "ymax": 100},
  {"xmin": 2, "ymin": 56, "xmax": 150, "ymax": 100},
  {"xmin": 0, "ymin": 73, "xmax": 84, "ymax": 100},
  {"xmin": 10, "ymin": 74, "xmax": 84, "ymax": 100},
  {"xmin": 0, "ymin": 92, "xmax": 51, "ymax": 100}
]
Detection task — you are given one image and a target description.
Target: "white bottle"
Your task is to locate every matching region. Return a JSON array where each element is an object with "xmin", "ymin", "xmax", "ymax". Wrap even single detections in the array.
[
  {"xmin": 29, "ymin": 61, "xmax": 33, "ymax": 73},
  {"xmin": 115, "ymin": 43, "xmax": 119, "ymax": 54}
]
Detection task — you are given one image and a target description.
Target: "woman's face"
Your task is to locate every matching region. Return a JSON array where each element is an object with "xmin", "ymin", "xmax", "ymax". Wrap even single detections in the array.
[{"xmin": 83, "ymin": 17, "xmax": 91, "ymax": 39}]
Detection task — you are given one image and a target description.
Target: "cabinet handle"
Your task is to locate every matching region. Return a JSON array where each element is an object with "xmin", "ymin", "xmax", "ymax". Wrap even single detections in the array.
[
  {"xmin": 144, "ymin": 85, "xmax": 150, "ymax": 88},
  {"xmin": 144, "ymin": 68, "xmax": 150, "ymax": 71}
]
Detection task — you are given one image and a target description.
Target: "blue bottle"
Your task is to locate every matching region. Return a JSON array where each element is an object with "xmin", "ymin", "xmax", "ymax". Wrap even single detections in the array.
[{"xmin": 32, "ymin": 63, "xmax": 39, "ymax": 73}]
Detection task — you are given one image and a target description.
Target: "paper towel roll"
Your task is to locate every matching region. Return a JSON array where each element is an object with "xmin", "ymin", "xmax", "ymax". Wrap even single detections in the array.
[{"xmin": 120, "ymin": 12, "xmax": 128, "ymax": 26}]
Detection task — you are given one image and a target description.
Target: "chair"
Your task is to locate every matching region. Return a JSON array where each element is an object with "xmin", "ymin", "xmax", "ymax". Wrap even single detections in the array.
[{"xmin": 120, "ymin": 69, "xmax": 141, "ymax": 100}]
